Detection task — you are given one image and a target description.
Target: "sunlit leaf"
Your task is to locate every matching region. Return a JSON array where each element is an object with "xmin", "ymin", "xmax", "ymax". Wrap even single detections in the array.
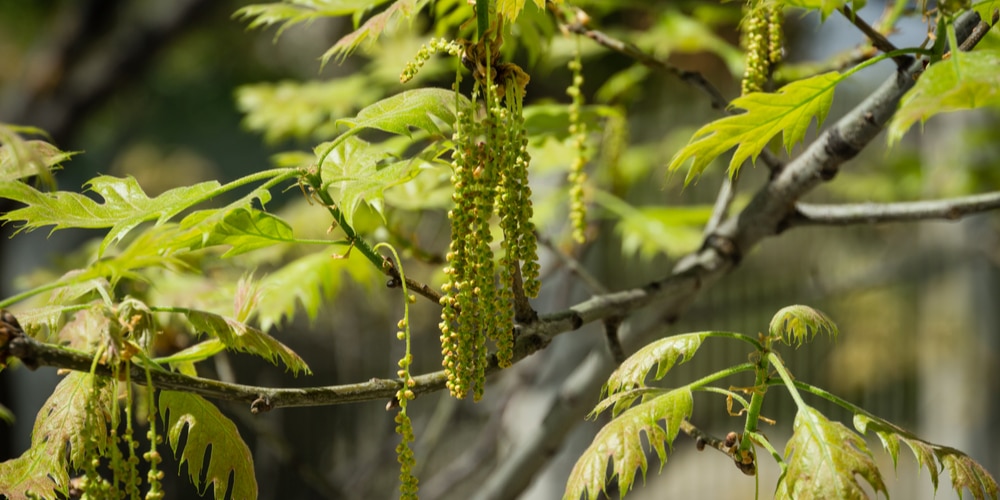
[
  {"xmin": 236, "ymin": 77, "xmax": 384, "ymax": 142},
  {"xmin": 604, "ymin": 332, "xmax": 710, "ymax": 396},
  {"xmin": 854, "ymin": 413, "xmax": 938, "ymax": 488},
  {"xmin": 320, "ymin": 137, "xmax": 431, "ymax": 225},
  {"xmin": 769, "ymin": 304, "xmax": 838, "ymax": 346},
  {"xmin": 0, "ymin": 373, "xmax": 112, "ymax": 499},
  {"xmin": 888, "ymin": 49, "xmax": 1000, "ymax": 145},
  {"xmin": 234, "ymin": 0, "xmax": 391, "ymax": 39},
  {"xmin": 496, "ymin": 0, "xmax": 547, "ymax": 22},
  {"xmin": 321, "ymin": 0, "xmax": 420, "ymax": 63},
  {"xmin": 198, "ymin": 207, "xmax": 298, "ymax": 257},
  {"xmin": 939, "ymin": 448, "xmax": 999, "ymax": 500},
  {"xmin": 160, "ymin": 391, "xmax": 258, "ymax": 500},
  {"xmin": 0, "ymin": 176, "xmax": 220, "ymax": 255},
  {"xmin": 668, "ymin": 71, "xmax": 842, "ymax": 183},
  {"xmin": 187, "ymin": 310, "xmax": 311, "ymax": 375},
  {"xmin": 594, "ymin": 190, "xmax": 711, "ymax": 259},
  {"xmin": 153, "ymin": 339, "xmax": 226, "ymax": 366},
  {"xmin": 337, "ymin": 87, "xmax": 470, "ymax": 138},
  {"xmin": 777, "ymin": 406, "xmax": 887, "ymax": 499},
  {"xmin": 0, "ymin": 140, "xmax": 75, "ymax": 183},
  {"xmin": 784, "ymin": 0, "xmax": 865, "ymax": 19},
  {"xmin": 256, "ymin": 250, "xmax": 376, "ymax": 331},
  {"xmin": 565, "ymin": 388, "xmax": 693, "ymax": 500}
]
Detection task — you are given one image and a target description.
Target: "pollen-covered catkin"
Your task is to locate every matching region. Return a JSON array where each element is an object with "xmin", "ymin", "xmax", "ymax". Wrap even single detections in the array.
[
  {"xmin": 567, "ymin": 43, "xmax": 588, "ymax": 244},
  {"xmin": 741, "ymin": 1, "xmax": 783, "ymax": 95}
]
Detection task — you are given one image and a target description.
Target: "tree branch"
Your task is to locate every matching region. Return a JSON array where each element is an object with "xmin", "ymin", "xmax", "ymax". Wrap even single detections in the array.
[
  {"xmin": 788, "ymin": 192, "xmax": 1000, "ymax": 227},
  {"xmin": 839, "ymin": 5, "xmax": 908, "ymax": 67}
]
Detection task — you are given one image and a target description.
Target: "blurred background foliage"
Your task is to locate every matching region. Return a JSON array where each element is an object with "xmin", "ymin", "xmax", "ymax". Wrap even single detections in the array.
[{"xmin": 1, "ymin": 0, "xmax": 999, "ymax": 498}]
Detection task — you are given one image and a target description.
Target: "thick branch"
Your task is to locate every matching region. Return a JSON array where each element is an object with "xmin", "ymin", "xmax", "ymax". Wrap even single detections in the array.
[{"xmin": 788, "ymin": 192, "xmax": 1000, "ymax": 227}]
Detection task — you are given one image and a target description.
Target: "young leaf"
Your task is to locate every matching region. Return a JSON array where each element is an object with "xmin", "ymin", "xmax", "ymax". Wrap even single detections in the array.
[
  {"xmin": 321, "ymin": 0, "xmax": 419, "ymax": 63},
  {"xmin": 236, "ymin": 76, "xmax": 383, "ymax": 142},
  {"xmin": 337, "ymin": 87, "xmax": 469, "ymax": 138},
  {"xmin": 768, "ymin": 304, "xmax": 838, "ymax": 346},
  {"xmin": 0, "ymin": 372, "xmax": 112, "ymax": 499},
  {"xmin": 186, "ymin": 310, "xmax": 311, "ymax": 375},
  {"xmin": 888, "ymin": 49, "xmax": 1000, "ymax": 145},
  {"xmin": 496, "ymin": 0, "xmax": 546, "ymax": 23},
  {"xmin": 256, "ymin": 250, "xmax": 376, "ymax": 331},
  {"xmin": 777, "ymin": 406, "xmax": 887, "ymax": 499},
  {"xmin": 159, "ymin": 390, "xmax": 258, "ymax": 500},
  {"xmin": 667, "ymin": 71, "xmax": 842, "ymax": 183},
  {"xmin": 783, "ymin": 0, "xmax": 864, "ymax": 19},
  {"xmin": 854, "ymin": 413, "xmax": 938, "ymax": 488},
  {"xmin": 234, "ymin": 1, "xmax": 390, "ymax": 39},
  {"xmin": 564, "ymin": 388, "xmax": 694, "ymax": 500},
  {"xmin": 0, "ymin": 140, "xmax": 75, "ymax": 182},
  {"xmin": 320, "ymin": 137, "xmax": 430, "ymax": 225},
  {"xmin": 195, "ymin": 207, "xmax": 299, "ymax": 257},
  {"xmin": 0, "ymin": 176, "xmax": 220, "ymax": 255},
  {"xmin": 604, "ymin": 332, "xmax": 710, "ymax": 396},
  {"xmin": 938, "ymin": 448, "xmax": 999, "ymax": 500}
]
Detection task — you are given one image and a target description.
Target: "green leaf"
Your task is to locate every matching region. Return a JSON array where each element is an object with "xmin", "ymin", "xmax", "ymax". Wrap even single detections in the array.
[
  {"xmin": 187, "ymin": 310, "xmax": 311, "ymax": 375},
  {"xmin": 0, "ymin": 140, "xmax": 75, "ymax": 183},
  {"xmin": 256, "ymin": 250, "xmax": 376, "ymax": 331},
  {"xmin": 0, "ymin": 372, "xmax": 112, "ymax": 499},
  {"xmin": 496, "ymin": 0, "xmax": 546, "ymax": 22},
  {"xmin": 234, "ymin": 1, "xmax": 391, "ymax": 38},
  {"xmin": 320, "ymin": 137, "xmax": 429, "ymax": 225},
  {"xmin": 564, "ymin": 388, "xmax": 693, "ymax": 500},
  {"xmin": 236, "ymin": 76, "xmax": 384, "ymax": 142},
  {"xmin": 668, "ymin": 71, "xmax": 842, "ymax": 183},
  {"xmin": 769, "ymin": 304, "xmax": 838, "ymax": 346},
  {"xmin": 320, "ymin": 0, "xmax": 420, "ymax": 63},
  {"xmin": 198, "ymin": 207, "xmax": 298, "ymax": 257},
  {"xmin": 0, "ymin": 175, "xmax": 220, "ymax": 255},
  {"xmin": 783, "ymin": 0, "xmax": 866, "ymax": 19},
  {"xmin": 854, "ymin": 413, "xmax": 939, "ymax": 488},
  {"xmin": 337, "ymin": 87, "xmax": 469, "ymax": 138},
  {"xmin": 777, "ymin": 406, "xmax": 887, "ymax": 499},
  {"xmin": 888, "ymin": 49, "xmax": 1000, "ymax": 145},
  {"xmin": 159, "ymin": 390, "xmax": 258, "ymax": 500},
  {"xmin": 604, "ymin": 332, "xmax": 710, "ymax": 396},
  {"xmin": 939, "ymin": 448, "xmax": 999, "ymax": 500},
  {"xmin": 154, "ymin": 339, "xmax": 227, "ymax": 366}
]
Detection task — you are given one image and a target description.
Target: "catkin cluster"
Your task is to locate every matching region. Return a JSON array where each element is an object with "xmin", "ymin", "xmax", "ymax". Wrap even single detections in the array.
[
  {"xmin": 567, "ymin": 41, "xmax": 588, "ymax": 243},
  {"xmin": 741, "ymin": 1, "xmax": 784, "ymax": 95},
  {"xmin": 437, "ymin": 48, "xmax": 539, "ymax": 401}
]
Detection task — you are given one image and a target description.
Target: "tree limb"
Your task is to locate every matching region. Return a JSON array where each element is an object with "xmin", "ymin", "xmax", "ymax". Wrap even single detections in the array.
[{"xmin": 788, "ymin": 192, "xmax": 1000, "ymax": 227}]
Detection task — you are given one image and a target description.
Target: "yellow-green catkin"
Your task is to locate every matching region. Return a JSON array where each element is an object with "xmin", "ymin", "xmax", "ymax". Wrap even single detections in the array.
[
  {"xmin": 567, "ymin": 38, "xmax": 588, "ymax": 244},
  {"xmin": 438, "ymin": 37, "xmax": 540, "ymax": 398},
  {"xmin": 400, "ymin": 38, "xmax": 463, "ymax": 83},
  {"xmin": 741, "ymin": 1, "xmax": 783, "ymax": 95}
]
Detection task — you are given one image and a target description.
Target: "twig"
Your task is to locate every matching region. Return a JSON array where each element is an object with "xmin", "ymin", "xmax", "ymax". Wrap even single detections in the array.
[
  {"xmin": 704, "ymin": 174, "xmax": 740, "ymax": 237},
  {"xmin": 602, "ymin": 317, "xmax": 626, "ymax": 365},
  {"xmin": 839, "ymin": 5, "xmax": 908, "ymax": 67},
  {"xmin": 536, "ymin": 233, "xmax": 608, "ymax": 295},
  {"xmin": 959, "ymin": 10, "xmax": 1000, "ymax": 52},
  {"xmin": 550, "ymin": 3, "xmax": 786, "ymax": 171},
  {"xmin": 786, "ymin": 192, "xmax": 1000, "ymax": 227}
]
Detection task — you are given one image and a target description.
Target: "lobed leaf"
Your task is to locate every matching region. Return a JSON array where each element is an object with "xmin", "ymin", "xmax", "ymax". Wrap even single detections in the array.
[
  {"xmin": 0, "ymin": 175, "xmax": 220, "ymax": 255},
  {"xmin": 768, "ymin": 304, "xmax": 838, "ymax": 347},
  {"xmin": 320, "ymin": 136, "xmax": 430, "ymax": 225},
  {"xmin": 321, "ymin": 0, "xmax": 420, "ymax": 64},
  {"xmin": 496, "ymin": 0, "xmax": 547, "ymax": 23},
  {"xmin": 777, "ymin": 406, "xmax": 887, "ymax": 499},
  {"xmin": 187, "ymin": 310, "xmax": 311, "ymax": 375},
  {"xmin": 236, "ymin": 77, "xmax": 383, "ymax": 142},
  {"xmin": 565, "ymin": 388, "xmax": 693, "ymax": 500},
  {"xmin": 234, "ymin": 1, "xmax": 390, "ymax": 39},
  {"xmin": 256, "ymin": 249, "xmax": 376, "ymax": 331},
  {"xmin": 0, "ymin": 139, "xmax": 75, "ymax": 183},
  {"xmin": 195, "ymin": 207, "xmax": 299, "ymax": 257},
  {"xmin": 856, "ymin": 412, "xmax": 999, "ymax": 499},
  {"xmin": 888, "ymin": 49, "xmax": 1000, "ymax": 145},
  {"xmin": 160, "ymin": 391, "xmax": 258, "ymax": 500},
  {"xmin": 337, "ymin": 87, "xmax": 469, "ymax": 138},
  {"xmin": 0, "ymin": 372, "xmax": 112, "ymax": 499},
  {"xmin": 668, "ymin": 71, "xmax": 842, "ymax": 183},
  {"xmin": 604, "ymin": 332, "xmax": 710, "ymax": 396},
  {"xmin": 783, "ymin": 0, "xmax": 866, "ymax": 19}
]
